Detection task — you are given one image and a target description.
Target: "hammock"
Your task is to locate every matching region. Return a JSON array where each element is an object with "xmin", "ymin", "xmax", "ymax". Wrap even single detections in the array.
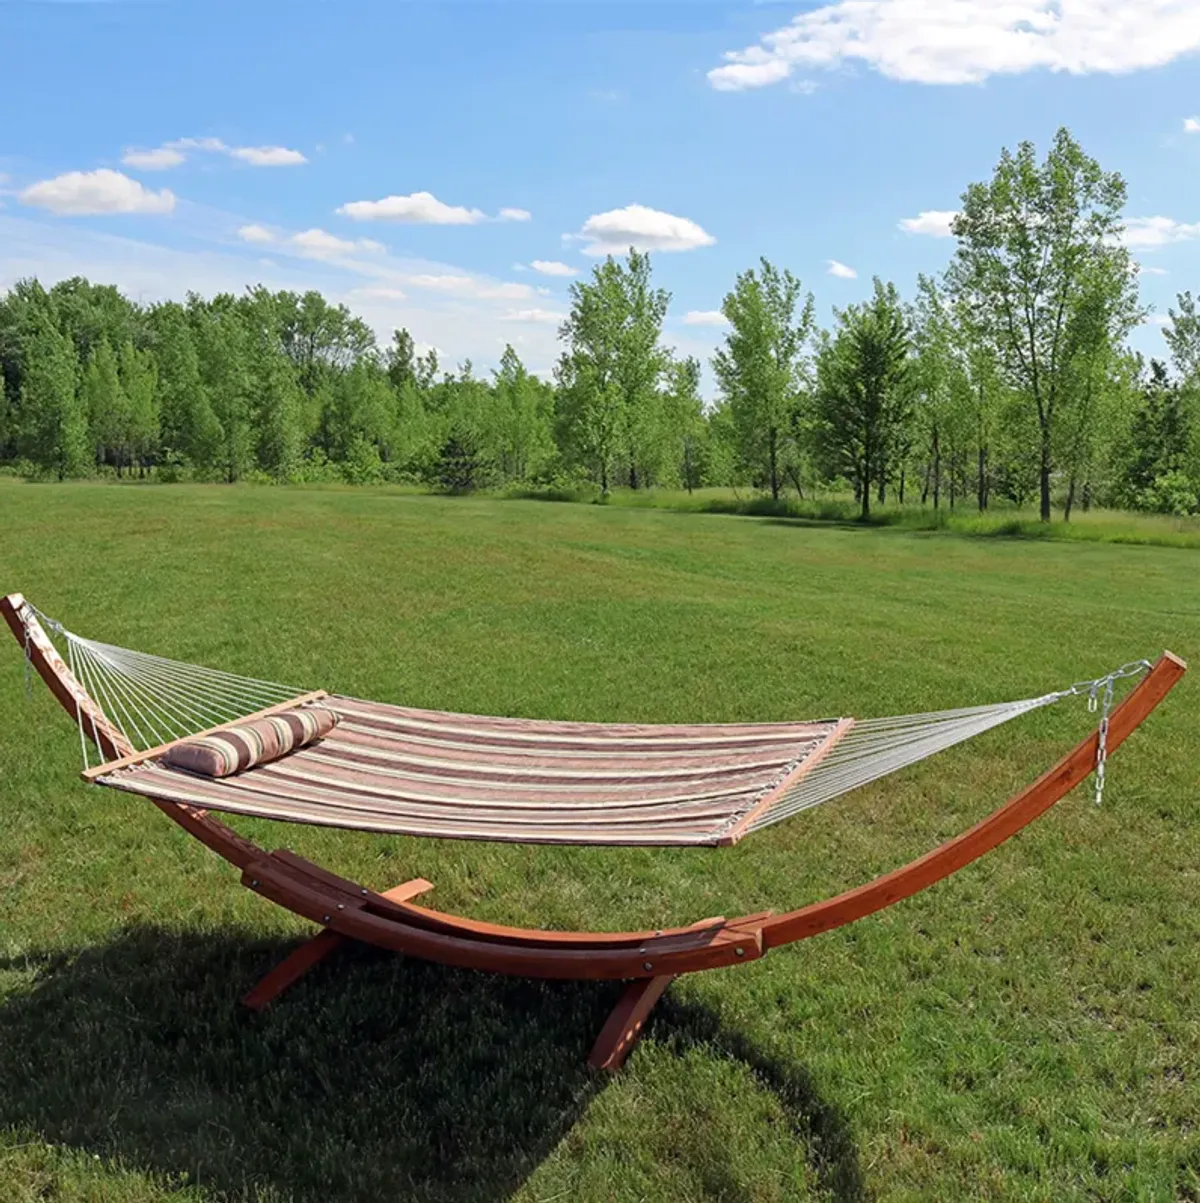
[
  {"xmin": 3, "ymin": 591, "xmax": 1185, "ymax": 1070},
  {"xmin": 12, "ymin": 599, "xmax": 1150, "ymax": 847}
]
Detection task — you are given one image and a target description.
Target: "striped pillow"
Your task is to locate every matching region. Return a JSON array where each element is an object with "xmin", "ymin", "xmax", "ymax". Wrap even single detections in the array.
[{"xmin": 162, "ymin": 706, "xmax": 339, "ymax": 778}]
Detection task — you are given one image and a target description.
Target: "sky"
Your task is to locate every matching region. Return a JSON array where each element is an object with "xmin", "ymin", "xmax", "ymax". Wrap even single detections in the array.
[{"xmin": 3, "ymin": 0, "xmax": 1200, "ymax": 383}]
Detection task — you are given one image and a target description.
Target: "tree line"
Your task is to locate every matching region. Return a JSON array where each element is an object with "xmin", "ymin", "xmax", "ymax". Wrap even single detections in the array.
[{"xmin": 2, "ymin": 127, "xmax": 1198, "ymax": 518}]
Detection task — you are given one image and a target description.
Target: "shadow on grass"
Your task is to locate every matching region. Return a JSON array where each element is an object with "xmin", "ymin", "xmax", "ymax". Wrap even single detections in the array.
[{"xmin": 0, "ymin": 926, "xmax": 866, "ymax": 1203}]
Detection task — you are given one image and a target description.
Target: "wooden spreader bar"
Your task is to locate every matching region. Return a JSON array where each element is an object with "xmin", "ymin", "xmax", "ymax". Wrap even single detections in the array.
[{"xmin": 3, "ymin": 591, "xmax": 1186, "ymax": 1073}]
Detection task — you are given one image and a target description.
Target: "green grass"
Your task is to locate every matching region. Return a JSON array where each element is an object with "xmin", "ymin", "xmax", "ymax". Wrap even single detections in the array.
[
  {"xmin": 515, "ymin": 484, "xmax": 1200, "ymax": 550},
  {"xmin": 0, "ymin": 476, "xmax": 1197, "ymax": 1202}
]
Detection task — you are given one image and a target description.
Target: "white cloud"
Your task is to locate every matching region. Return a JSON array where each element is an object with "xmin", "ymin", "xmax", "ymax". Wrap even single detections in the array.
[
  {"xmin": 237, "ymin": 223, "xmax": 275, "ymax": 245},
  {"xmin": 498, "ymin": 207, "xmax": 532, "ymax": 222},
  {"xmin": 229, "ymin": 145, "xmax": 307, "ymax": 167},
  {"xmin": 337, "ymin": 190, "xmax": 489, "ymax": 224},
  {"xmin": 1122, "ymin": 216, "xmax": 1200, "ymax": 249},
  {"xmin": 573, "ymin": 203, "xmax": 715, "ymax": 255},
  {"xmin": 1139, "ymin": 264, "xmax": 1170, "ymax": 275},
  {"xmin": 708, "ymin": 1, "xmax": 1200, "ymax": 91},
  {"xmin": 1185, "ymin": 117, "xmax": 1200, "ymax": 133},
  {"xmin": 899, "ymin": 209, "xmax": 959, "ymax": 237},
  {"xmin": 500, "ymin": 308, "xmax": 566, "ymax": 324},
  {"xmin": 827, "ymin": 258, "xmax": 857, "ymax": 278},
  {"xmin": 710, "ymin": 59, "xmax": 792, "ymax": 92},
  {"xmin": 682, "ymin": 309, "xmax": 729, "ymax": 326},
  {"xmin": 167, "ymin": 136, "xmax": 228, "ymax": 153},
  {"xmin": 349, "ymin": 286, "xmax": 408, "ymax": 302},
  {"xmin": 121, "ymin": 136, "xmax": 306, "ymax": 170},
  {"xmin": 290, "ymin": 227, "xmax": 384, "ymax": 258},
  {"xmin": 122, "ymin": 147, "xmax": 187, "ymax": 170},
  {"xmin": 530, "ymin": 259, "xmax": 578, "ymax": 277},
  {"xmin": 19, "ymin": 169, "xmax": 175, "ymax": 216},
  {"xmin": 1146, "ymin": 313, "xmax": 1171, "ymax": 326},
  {"xmin": 403, "ymin": 273, "xmax": 536, "ymax": 301}
]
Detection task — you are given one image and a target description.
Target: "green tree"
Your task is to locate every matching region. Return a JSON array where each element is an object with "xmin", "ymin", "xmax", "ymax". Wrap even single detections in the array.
[
  {"xmin": 712, "ymin": 258, "xmax": 814, "ymax": 500},
  {"xmin": 491, "ymin": 345, "xmax": 555, "ymax": 482},
  {"xmin": 556, "ymin": 250, "xmax": 670, "ymax": 493},
  {"xmin": 151, "ymin": 302, "xmax": 222, "ymax": 474},
  {"xmin": 815, "ymin": 279, "xmax": 912, "ymax": 519},
  {"xmin": 81, "ymin": 338, "xmax": 127, "ymax": 472},
  {"xmin": 118, "ymin": 340, "xmax": 159, "ymax": 476},
  {"xmin": 946, "ymin": 127, "xmax": 1140, "ymax": 520},
  {"xmin": 661, "ymin": 356, "xmax": 707, "ymax": 492},
  {"xmin": 190, "ymin": 295, "xmax": 253, "ymax": 483},
  {"xmin": 19, "ymin": 309, "xmax": 89, "ymax": 479}
]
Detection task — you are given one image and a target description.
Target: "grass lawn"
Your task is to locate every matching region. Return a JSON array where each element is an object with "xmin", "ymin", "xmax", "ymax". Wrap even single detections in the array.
[{"xmin": 0, "ymin": 478, "xmax": 1197, "ymax": 1202}]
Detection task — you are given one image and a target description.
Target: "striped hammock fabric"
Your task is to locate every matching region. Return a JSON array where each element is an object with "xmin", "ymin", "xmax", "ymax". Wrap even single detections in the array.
[
  {"xmin": 18, "ymin": 599, "xmax": 1149, "ymax": 848},
  {"xmin": 98, "ymin": 698, "xmax": 848, "ymax": 845}
]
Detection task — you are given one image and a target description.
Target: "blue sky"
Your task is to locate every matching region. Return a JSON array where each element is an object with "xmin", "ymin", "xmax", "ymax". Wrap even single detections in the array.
[{"xmin": 3, "ymin": 0, "xmax": 1200, "ymax": 381}]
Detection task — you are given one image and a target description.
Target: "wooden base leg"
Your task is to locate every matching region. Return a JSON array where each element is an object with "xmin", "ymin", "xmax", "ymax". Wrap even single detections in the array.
[
  {"xmin": 241, "ymin": 877, "xmax": 433, "ymax": 1011},
  {"xmin": 588, "ymin": 975, "xmax": 676, "ymax": 1072}
]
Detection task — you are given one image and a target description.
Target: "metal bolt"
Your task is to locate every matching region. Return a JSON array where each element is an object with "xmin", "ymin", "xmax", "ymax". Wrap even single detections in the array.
[
  {"xmin": 638, "ymin": 945, "xmax": 646, "ymax": 954},
  {"xmin": 337, "ymin": 903, "xmax": 345, "ymax": 910},
  {"xmin": 322, "ymin": 914, "xmax": 331, "ymax": 923},
  {"xmin": 643, "ymin": 961, "xmax": 653, "ymax": 972},
  {"xmin": 250, "ymin": 879, "xmax": 259, "ymax": 888},
  {"xmin": 735, "ymin": 947, "xmax": 745, "ymax": 957},
  {"xmin": 361, "ymin": 888, "xmax": 369, "ymax": 896}
]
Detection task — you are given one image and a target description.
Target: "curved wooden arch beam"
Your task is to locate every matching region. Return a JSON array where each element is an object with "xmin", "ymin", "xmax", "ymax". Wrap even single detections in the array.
[
  {"xmin": 761, "ymin": 650, "xmax": 1186, "ymax": 950},
  {"xmin": 2, "ymin": 592, "xmax": 265, "ymax": 871}
]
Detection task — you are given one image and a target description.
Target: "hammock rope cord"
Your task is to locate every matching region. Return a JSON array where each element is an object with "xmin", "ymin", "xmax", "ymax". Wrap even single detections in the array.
[{"xmin": 25, "ymin": 606, "xmax": 1151, "ymax": 845}]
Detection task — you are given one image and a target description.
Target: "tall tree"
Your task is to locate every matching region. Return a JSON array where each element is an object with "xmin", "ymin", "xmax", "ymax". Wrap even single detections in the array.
[
  {"xmin": 815, "ymin": 279, "xmax": 912, "ymax": 519},
  {"xmin": 19, "ymin": 309, "xmax": 89, "ymax": 480},
  {"xmin": 81, "ymin": 338, "xmax": 128, "ymax": 472},
  {"xmin": 661, "ymin": 356, "xmax": 707, "ymax": 492},
  {"xmin": 118, "ymin": 340, "xmax": 159, "ymax": 476},
  {"xmin": 491, "ymin": 345, "xmax": 555, "ymax": 482},
  {"xmin": 712, "ymin": 258, "xmax": 814, "ymax": 500},
  {"xmin": 946, "ymin": 127, "xmax": 1140, "ymax": 520},
  {"xmin": 190, "ymin": 294, "xmax": 253, "ymax": 483},
  {"xmin": 556, "ymin": 250, "xmax": 670, "ymax": 493},
  {"xmin": 151, "ymin": 302, "xmax": 222, "ymax": 473}
]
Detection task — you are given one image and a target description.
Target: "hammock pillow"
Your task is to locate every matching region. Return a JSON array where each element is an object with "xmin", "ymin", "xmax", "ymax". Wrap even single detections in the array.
[{"xmin": 162, "ymin": 706, "xmax": 340, "ymax": 778}]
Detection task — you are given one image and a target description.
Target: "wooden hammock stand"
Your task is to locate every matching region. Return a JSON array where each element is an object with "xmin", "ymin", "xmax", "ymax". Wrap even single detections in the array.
[{"xmin": 3, "ymin": 592, "xmax": 1186, "ymax": 1071}]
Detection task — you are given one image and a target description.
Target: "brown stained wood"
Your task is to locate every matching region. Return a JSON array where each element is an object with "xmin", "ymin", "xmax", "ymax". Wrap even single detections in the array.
[
  {"xmin": 588, "ymin": 976, "xmax": 676, "ymax": 1071},
  {"xmin": 241, "ymin": 875, "xmax": 435, "ymax": 1010},
  {"xmin": 82, "ymin": 690, "xmax": 329, "ymax": 781},
  {"xmin": 243, "ymin": 857, "xmax": 765, "ymax": 979},
  {"xmin": 2, "ymin": 593, "xmax": 132, "ymax": 761},
  {"xmin": 761, "ymin": 651, "xmax": 1188, "ymax": 950},
  {"xmin": 718, "ymin": 717, "xmax": 856, "ymax": 846}
]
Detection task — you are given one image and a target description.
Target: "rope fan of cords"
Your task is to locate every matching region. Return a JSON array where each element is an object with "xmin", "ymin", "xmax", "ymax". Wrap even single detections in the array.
[{"xmin": 2, "ymin": 592, "xmax": 1186, "ymax": 1071}]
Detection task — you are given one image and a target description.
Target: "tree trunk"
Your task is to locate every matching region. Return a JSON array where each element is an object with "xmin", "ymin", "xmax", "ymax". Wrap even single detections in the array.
[
  {"xmin": 932, "ymin": 428, "xmax": 941, "ymax": 510},
  {"xmin": 977, "ymin": 447, "xmax": 987, "ymax": 512},
  {"xmin": 768, "ymin": 429, "xmax": 779, "ymax": 501},
  {"xmin": 898, "ymin": 466, "xmax": 906, "ymax": 504},
  {"xmin": 1039, "ymin": 424, "xmax": 1052, "ymax": 521},
  {"xmin": 1064, "ymin": 473, "xmax": 1077, "ymax": 522}
]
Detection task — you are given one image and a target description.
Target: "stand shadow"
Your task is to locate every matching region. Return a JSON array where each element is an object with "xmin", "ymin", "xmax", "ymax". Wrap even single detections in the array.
[{"xmin": 0, "ymin": 926, "xmax": 865, "ymax": 1202}]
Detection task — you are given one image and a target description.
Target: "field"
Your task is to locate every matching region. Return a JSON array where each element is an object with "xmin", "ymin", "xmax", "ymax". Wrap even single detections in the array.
[{"xmin": 0, "ymin": 478, "xmax": 1197, "ymax": 1202}]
